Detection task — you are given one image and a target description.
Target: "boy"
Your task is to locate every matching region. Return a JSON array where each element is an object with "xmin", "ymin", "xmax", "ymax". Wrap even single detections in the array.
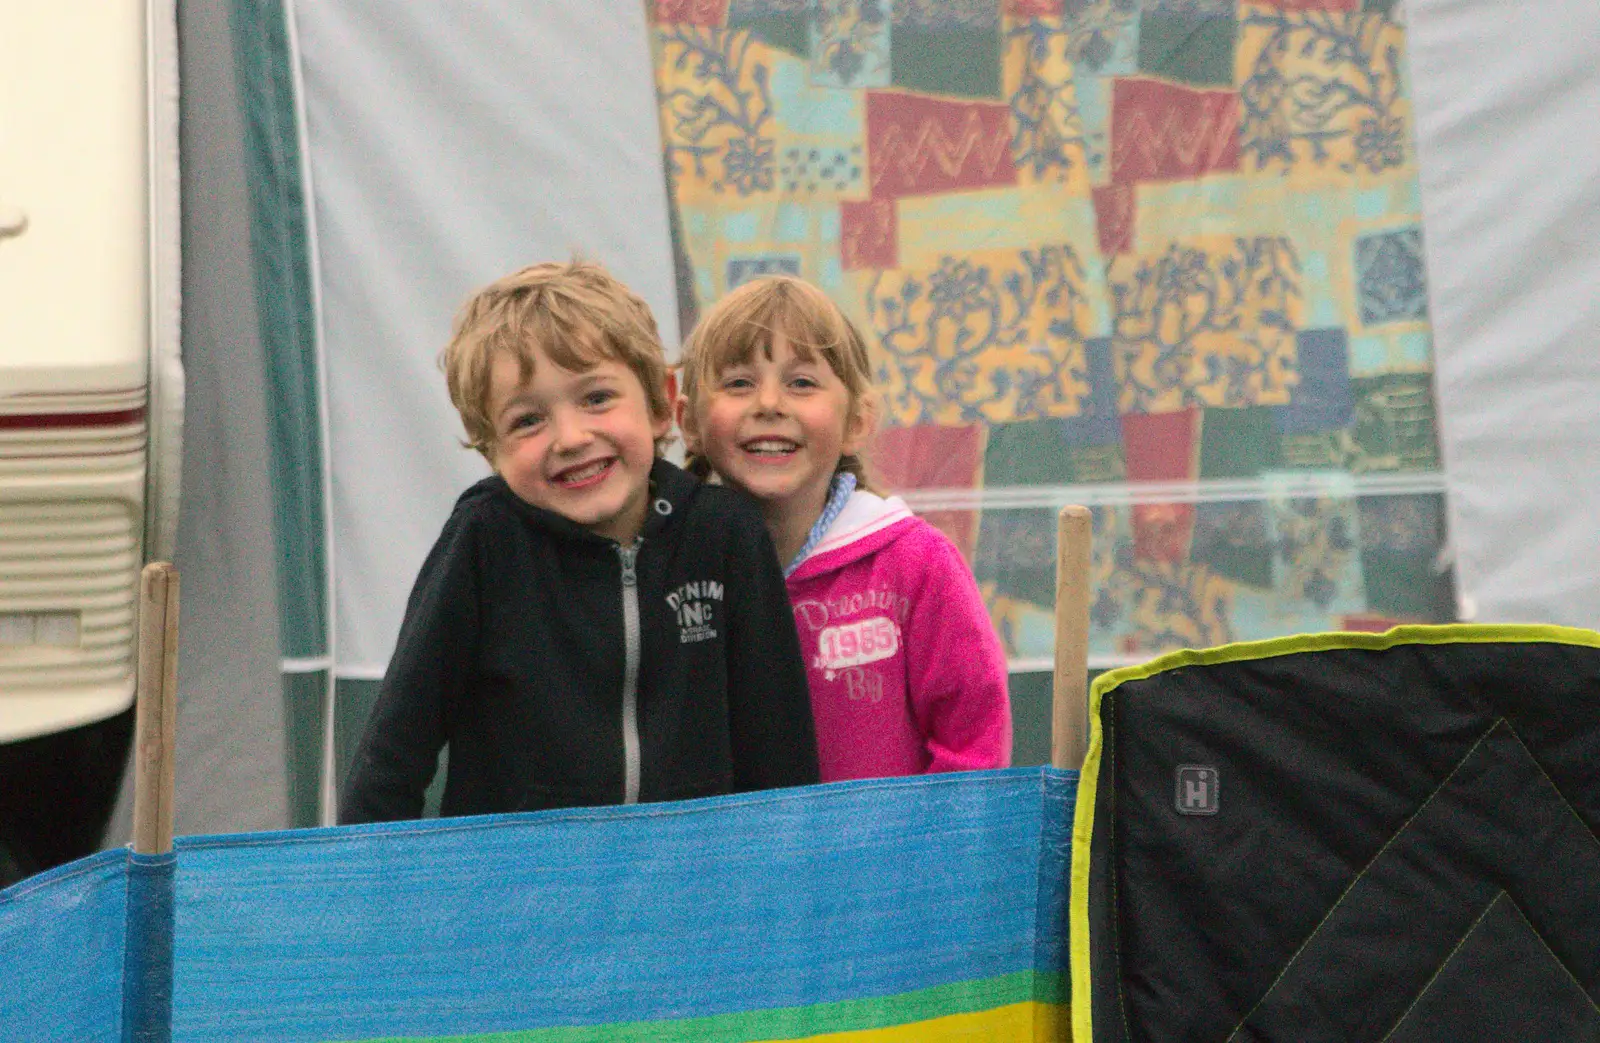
[{"xmin": 339, "ymin": 261, "xmax": 819, "ymax": 823}]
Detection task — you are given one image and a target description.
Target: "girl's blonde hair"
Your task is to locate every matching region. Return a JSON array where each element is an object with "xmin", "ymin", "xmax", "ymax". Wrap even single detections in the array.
[{"xmin": 679, "ymin": 276, "xmax": 878, "ymax": 491}]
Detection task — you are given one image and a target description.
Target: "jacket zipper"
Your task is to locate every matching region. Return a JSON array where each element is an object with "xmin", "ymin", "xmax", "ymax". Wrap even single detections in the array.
[{"xmin": 617, "ymin": 539, "xmax": 643, "ymax": 805}]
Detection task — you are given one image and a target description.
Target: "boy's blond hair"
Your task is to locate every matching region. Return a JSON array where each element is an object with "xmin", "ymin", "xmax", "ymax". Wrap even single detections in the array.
[
  {"xmin": 679, "ymin": 275, "xmax": 878, "ymax": 491},
  {"xmin": 441, "ymin": 260, "xmax": 672, "ymax": 458}
]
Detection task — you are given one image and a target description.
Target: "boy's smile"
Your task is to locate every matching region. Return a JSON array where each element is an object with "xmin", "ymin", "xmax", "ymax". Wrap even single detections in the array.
[
  {"xmin": 551, "ymin": 457, "xmax": 615, "ymax": 488},
  {"xmin": 487, "ymin": 346, "xmax": 668, "ymax": 542}
]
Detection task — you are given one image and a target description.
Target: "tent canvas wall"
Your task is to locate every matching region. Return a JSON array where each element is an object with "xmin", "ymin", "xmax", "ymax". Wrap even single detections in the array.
[{"xmin": 120, "ymin": 0, "xmax": 1600, "ymax": 838}]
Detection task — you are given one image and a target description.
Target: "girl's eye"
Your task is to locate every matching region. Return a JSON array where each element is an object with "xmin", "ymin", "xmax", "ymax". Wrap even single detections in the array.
[
  {"xmin": 789, "ymin": 375, "xmax": 820, "ymax": 390},
  {"xmin": 720, "ymin": 375, "xmax": 754, "ymax": 391},
  {"xmin": 508, "ymin": 412, "xmax": 544, "ymax": 432}
]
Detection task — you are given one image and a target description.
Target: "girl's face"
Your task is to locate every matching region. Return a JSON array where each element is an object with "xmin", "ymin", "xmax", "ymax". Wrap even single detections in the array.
[{"xmin": 684, "ymin": 331, "xmax": 868, "ymax": 523}]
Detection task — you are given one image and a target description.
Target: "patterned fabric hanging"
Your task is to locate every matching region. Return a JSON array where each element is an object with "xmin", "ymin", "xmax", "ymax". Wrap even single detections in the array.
[{"xmin": 650, "ymin": 0, "xmax": 1452, "ymax": 668}]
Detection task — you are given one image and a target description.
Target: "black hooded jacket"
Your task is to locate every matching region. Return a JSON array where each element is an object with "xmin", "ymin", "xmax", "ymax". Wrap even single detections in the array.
[{"xmin": 339, "ymin": 460, "xmax": 818, "ymax": 823}]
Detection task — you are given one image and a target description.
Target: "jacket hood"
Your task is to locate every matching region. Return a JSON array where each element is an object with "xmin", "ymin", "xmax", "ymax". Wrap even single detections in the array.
[
  {"xmin": 787, "ymin": 490, "xmax": 918, "ymax": 581},
  {"xmin": 463, "ymin": 458, "xmax": 699, "ymax": 545}
]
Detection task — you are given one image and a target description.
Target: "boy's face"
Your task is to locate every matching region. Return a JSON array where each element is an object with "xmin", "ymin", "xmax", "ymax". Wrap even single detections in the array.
[{"xmin": 486, "ymin": 343, "xmax": 669, "ymax": 543}]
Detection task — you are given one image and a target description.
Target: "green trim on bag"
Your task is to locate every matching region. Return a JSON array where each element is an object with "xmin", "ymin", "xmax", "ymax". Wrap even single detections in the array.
[
  {"xmin": 1090, "ymin": 624, "xmax": 1600, "ymax": 703},
  {"xmin": 1070, "ymin": 673, "xmax": 1106, "ymax": 1043}
]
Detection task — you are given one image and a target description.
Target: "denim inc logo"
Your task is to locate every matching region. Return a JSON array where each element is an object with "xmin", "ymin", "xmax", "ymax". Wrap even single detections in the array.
[
  {"xmin": 665, "ymin": 580, "xmax": 723, "ymax": 644},
  {"xmin": 1175, "ymin": 764, "xmax": 1220, "ymax": 816}
]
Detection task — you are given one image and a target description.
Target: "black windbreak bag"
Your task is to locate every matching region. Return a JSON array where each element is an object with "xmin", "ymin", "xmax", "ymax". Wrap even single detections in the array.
[{"xmin": 1071, "ymin": 624, "xmax": 1600, "ymax": 1043}]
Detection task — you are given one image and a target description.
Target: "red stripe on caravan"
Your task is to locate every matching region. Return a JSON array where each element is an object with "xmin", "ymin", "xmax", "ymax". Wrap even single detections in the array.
[{"xmin": 0, "ymin": 408, "xmax": 147, "ymax": 429}]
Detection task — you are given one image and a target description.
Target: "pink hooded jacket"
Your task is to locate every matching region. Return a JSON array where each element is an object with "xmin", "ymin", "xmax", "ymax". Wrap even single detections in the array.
[{"xmin": 785, "ymin": 490, "xmax": 1012, "ymax": 783}]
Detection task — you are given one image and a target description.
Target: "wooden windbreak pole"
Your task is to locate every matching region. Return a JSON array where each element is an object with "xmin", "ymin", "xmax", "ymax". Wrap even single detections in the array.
[
  {"xmin": 133, "ymin": 562, "xmax": 180, "ymax": 855},
  {"xmin": 1051, "ymin": 507, "xmax": 1092, "ymax": 770}
]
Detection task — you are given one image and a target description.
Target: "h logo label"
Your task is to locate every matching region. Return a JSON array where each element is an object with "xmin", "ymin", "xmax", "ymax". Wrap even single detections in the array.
[{"xmin": 1175, "ymin": 765, "xmax": 1220, "ymax": 816}]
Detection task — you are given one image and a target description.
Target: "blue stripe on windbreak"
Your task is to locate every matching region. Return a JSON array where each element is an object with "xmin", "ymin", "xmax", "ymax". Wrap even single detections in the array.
[
  {"xmin": 0, "ymin": 851, "xmax": 127, "ymax": 1043},
  {"xmin": 122, "ymin": 852, "xmax": 176, "ymax": 1043},
  {"xmin": 1035, "ymin": 770, "xmax": 1076, "ymax": 976},
  {"xmin": 170, "ymin": 768, "xmax": 1073, "ymax": 1043}
]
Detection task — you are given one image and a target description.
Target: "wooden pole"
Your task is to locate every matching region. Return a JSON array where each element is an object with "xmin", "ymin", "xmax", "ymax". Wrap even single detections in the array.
[
  {"xmin": 1051, "ymin": 507, "xmax": 1092, "ymax": 770},
  {"xmin": 132, "ymin": 562, "xmax": 180, "ymax": 855}
]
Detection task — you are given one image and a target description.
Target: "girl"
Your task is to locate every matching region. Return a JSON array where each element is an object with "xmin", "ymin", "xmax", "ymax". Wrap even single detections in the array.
[{"xmin": 677, "ymin": 276, "xmax": 1011, "ymax": 782}]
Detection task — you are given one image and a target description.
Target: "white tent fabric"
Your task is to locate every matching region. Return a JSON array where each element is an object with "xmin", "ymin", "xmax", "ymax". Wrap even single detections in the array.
[
  {"xmin": 289, "ymin": 0, "xmax": 679, "ymax": 676},
  {"xmin": 1410, "ymin": 0, "xmax": 1600, "ymax": 629}
]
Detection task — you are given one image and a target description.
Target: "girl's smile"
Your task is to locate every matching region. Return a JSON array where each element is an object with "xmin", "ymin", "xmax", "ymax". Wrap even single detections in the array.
[{"xmin": 740, "ymin": 436, "xmax": 801, "ymax": 460}]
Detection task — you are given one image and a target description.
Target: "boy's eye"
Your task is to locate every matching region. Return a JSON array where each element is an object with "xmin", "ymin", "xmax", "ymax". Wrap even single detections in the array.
[
  {"xmin": 508, "ymin": 412, "xmax": 544, "ymax": 432},
  {"xmin": 720, "ymin": 375, "xmax": 755, "ymax": 391},
  {"xmin": 789, "ymin": 375, "xmax": 820, "ymax": 390},
  {"xmin": 583, "ymin": 388, "xmax": 616, "ymax": 407}
]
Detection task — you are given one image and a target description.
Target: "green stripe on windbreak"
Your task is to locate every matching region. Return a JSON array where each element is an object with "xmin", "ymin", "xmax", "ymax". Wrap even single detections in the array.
[{"xmin": 335, "ymin": 970, "xmax": 1064, "ymax": 1043}]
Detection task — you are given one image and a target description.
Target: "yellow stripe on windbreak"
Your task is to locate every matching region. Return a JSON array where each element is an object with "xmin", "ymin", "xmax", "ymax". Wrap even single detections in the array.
[{"xmin": 770, "ymin": 1001, "xmax": 1066, "ymax": 1043}]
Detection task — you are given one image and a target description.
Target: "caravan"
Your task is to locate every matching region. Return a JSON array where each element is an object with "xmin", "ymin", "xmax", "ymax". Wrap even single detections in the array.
[{"xmin": 0, "ymin": 4, "xmax": 181, "ymax": 879}]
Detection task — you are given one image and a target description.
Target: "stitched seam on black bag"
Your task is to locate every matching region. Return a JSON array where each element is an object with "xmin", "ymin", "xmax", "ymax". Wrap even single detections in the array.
[
  {"xmin": 1501, "ymin": 718, "xmax": 1600, "ymax": 857},
  {"xmin": 1378, "ymin": 892, "xmax": 1504, "ymax": 1042},
  {"xmin": 1499, "ymin": 892, "xmax": 1600, "ymax": 1015},
  {"xmin": 1223, "ymin": 717, "xmax": 1504, "ymax": 1042}
]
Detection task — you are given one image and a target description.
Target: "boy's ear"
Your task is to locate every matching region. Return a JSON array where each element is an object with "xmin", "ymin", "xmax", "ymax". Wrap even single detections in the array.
[
  {"xmin": 480, "ymin": 436, "xmax": 503, "ymax": 473},
  {"xmin": 651, "ymin": 371, "xmax": 678, "ymax": 444}
]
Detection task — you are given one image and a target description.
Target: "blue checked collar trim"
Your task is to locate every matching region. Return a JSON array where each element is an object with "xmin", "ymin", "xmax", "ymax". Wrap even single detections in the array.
[{"xmin": 785, "ymin": 472, "xmax": 857, "ymax": 577}]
